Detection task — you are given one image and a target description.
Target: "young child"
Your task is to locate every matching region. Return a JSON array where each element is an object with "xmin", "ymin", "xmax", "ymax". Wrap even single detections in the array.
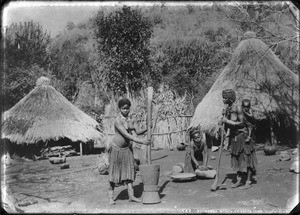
[
  {"xmin": 242, "ymin": 99, "xmax": 255, "ymax": 143},
  {"xmin": 184, "ymin": 128, "xmax": 209, "ymax": 173},
  {"xmin": 108, "ymin": 98, "xmax": 150, "ymax": 205}
]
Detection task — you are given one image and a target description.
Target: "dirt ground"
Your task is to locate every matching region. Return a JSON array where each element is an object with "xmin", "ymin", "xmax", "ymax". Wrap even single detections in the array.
[{"xmin": 1, "ymin": 145, "xmax": 299, "ymax": 214}]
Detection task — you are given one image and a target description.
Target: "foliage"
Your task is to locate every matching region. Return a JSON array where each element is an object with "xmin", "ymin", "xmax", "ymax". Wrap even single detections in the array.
[
  {"xmin": 3, "ymin": 21, "xmax": 51, "ymax": 110},
  {"xmin": 216, "ymin": 2, "xmax": 299, "ymax": 73},
  {"xmin": 93, "ymin": 6, "xmax": 154, "ymax": 95},
  {"xmin": 150, "ymin": 28, "xmax": 237, "ymax": 105},
  {"xmin": 66, "ymin": 21, "xmax": 75, "ymax": 31},
  {"xmin": 3, "ymin": 65, "xmax": 49, "ymax": 110},
  {"xmin": 48, "ymin": 27, "xmax": 92, "ymax": 102},
  {"xmin": 5, "ymin": 4, "xmax": 298, "ymax": 117},
  {"xmin": 4, "ymin": 21, "xmax": 51, "ymax": 69}
]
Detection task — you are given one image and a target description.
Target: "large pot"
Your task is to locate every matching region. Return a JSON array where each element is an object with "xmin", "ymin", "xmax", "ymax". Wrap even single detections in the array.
[
  {"xmin": 263, "ymin": 145, "xmax": 277, "ymax": 155},
  {"xmin": 177, "ymin": 143, "xmax": 187, "ymax": 151}
]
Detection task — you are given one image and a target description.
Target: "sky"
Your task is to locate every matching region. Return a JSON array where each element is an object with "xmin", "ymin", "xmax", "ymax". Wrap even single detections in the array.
[
  {"xmin": 2, "ymin": 2, "xmax": 103, "ymax": 37},
  {"xmin": 2, "ymin": 1, "xmax": 215, "ymax": 37}
]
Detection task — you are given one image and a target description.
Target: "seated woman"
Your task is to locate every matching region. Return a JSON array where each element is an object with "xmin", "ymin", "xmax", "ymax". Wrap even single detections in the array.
[{"xmin": 184, "ymin": 128, "xmax": 209, "ymax": 173}]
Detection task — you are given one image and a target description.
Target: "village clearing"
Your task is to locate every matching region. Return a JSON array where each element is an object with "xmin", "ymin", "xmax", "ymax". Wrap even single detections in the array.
[{"xmin": 2, "ymin": 145, "xmax": 298, "ymax": 213}]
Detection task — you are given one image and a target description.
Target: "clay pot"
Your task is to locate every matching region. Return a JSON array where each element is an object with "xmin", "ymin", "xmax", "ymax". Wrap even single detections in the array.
[
  {"xmin": 263, "ymin": 145, "xmax": 277, "ymax": 155},
  {"xmin": 177, "ymin": 143, "xmax": 187, "ymax": 151}
]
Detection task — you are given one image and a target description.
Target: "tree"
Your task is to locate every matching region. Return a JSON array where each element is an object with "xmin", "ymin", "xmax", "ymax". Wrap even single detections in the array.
[
  {"xmin": 48, "ymin": 27, "xmax": 91, "ymax": 102},
  {"xmin": 215, "ymin": 2, "xmax": 299, "ymax": 73},
  {"xmin": 150, "ymin": 27, "xmax": 235, "ymax": 105},
  {"xmin": 3, "ymin": 65, "xmax": 49, "ymax": 110},
  {"xmin": 3, "ymin": 21, "xmax": 51, "ymax": 110},
  {"xmin": 66, "ymin": 21, "xmax": 75, "ymax": 31},
  {"xmin": 4, "ymin": 21, "xmax": 51, "ymax": 69},
  {"xmin": 93, "ymin": 6, "xmax": 153, "ymax": 95}
]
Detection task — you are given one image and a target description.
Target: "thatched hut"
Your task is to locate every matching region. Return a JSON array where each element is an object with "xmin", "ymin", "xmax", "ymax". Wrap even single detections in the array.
[
  {"xmin": 189, "ymin": 33, "xmax": 299, "ymax": 145},
  {"xmin": 2, "ymin": 77, "xmax": 104, "ymax": 156}
]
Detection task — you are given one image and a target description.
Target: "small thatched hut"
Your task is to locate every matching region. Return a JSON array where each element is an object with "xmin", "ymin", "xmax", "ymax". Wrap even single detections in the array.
[
  {"xmin": 189, "ymin": 33, "xmax": 299, "ymax": 145},
  {"xmin": 2, "ymin": 77, "xmax": 104, "ymax": 155}
]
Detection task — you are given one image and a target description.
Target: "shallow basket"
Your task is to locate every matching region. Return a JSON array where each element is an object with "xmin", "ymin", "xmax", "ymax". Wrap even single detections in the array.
[{"xmin": 171, "ymin": 173, "xmax": 196, "ymax": 182}]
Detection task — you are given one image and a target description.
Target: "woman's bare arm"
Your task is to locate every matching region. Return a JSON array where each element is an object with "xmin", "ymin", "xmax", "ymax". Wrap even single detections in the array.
[
  {"xmin": 203, "ymin": 138, "xmax": 209, "ymax": 166},
  {"xmin": 190, "ymin": 142, "xmax": 200, "ymax": 168},
  {"xmin": 115, "ymin": 119, "xmax": 146, "ymax": 145}
]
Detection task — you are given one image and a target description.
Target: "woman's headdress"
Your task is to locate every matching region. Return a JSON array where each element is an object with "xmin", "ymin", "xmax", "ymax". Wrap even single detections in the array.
[{"xmin": 222, "ymin": 89, "xmax": 236, "ymax": 103}]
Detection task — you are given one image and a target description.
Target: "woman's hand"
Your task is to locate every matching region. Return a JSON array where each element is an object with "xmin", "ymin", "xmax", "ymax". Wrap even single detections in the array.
[
  {"xmin": 143, "ymin": 139, "xmax": 151, "ymax": 146},
  {"xmin": 245, "ymin": 136, "xmax": 251, "ymax": 143},
  {"xmin": 220, "ymin": 117, "xmax": 228, "ymax": 124},
  {"xmin": 219, "ymin": 116, "xmax": 228, "ymax": 125},
  {"xmin": 198, "ymin": 165, "xmax": 210, "ymax": 171}
]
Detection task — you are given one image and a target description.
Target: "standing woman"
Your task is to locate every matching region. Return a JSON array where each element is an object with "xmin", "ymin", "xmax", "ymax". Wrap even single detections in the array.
[
  {"xmin": 108, "ymin": 98, "xmax": 150, "ymax": 205},
  {"xmin": 220, "ymin": 89, "xmax": 258, "ymax": 189},
  {"xmin": 184, "ymin": 128, "xmax": 209, "ymax": 173}
]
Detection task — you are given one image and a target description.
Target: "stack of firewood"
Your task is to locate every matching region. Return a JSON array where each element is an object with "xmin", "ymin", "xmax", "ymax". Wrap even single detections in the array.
[{"xmin": 34, "ymin": 145, "xmax": 78, "ymax": 160}]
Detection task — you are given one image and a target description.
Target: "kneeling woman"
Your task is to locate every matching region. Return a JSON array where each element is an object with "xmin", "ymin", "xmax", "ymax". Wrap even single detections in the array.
[{"xmin": 184, "ymin": 128, "xmax": 209, "ymax": 173}]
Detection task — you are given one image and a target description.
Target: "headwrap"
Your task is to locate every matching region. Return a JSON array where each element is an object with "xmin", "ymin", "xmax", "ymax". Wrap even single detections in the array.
[
  {"xmin": 242, "ymin": 99, "xmax": 251, "ymax": 108},
  {"xmin": 190, "ymin": 128, "xmax": 201, "ymax": 137},
  {"xmin": 222, "ymin": 89, "xmax": 236, "ymax": 102}
]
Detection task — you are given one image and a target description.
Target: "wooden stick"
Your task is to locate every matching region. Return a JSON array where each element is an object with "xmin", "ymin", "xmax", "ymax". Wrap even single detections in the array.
[
  {"xmin": 151, "ymin": 104, "xmax": 161, "ymax": 135},
  {"xmin": 211, "ymin": 124, "xmax": 225, "ymax": 191},
  {"xmin": 147, "ymin": 87, "xmax": 153, "ymax": 165},
  {"xmin": 80, "ymin": 142, "xmax": 83, "ymax": 156},
  {"xmin": 150, "ymin": 104, "xmax": 161, "ymax": 149}
]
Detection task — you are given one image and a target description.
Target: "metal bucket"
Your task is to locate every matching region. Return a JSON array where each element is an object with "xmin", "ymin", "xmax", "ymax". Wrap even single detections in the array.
[{"xmin": 139, "ymin": 164, "xmax": 161, "ymax": 204}]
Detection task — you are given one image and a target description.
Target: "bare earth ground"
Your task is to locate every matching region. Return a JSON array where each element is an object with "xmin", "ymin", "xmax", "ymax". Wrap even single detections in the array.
[{"xmin": 2, "ymin": 146, "xmax": 299, "ymax": 214}]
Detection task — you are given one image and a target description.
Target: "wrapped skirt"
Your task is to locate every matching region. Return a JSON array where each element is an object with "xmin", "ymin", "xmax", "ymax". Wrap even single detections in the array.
[
  {"xmin": 108, "ymin": 144, "xmax": 135, "ymax": 184},
  {"xmin": 230, "ymin": 132, "xmax": 258, "ymax": 173}
]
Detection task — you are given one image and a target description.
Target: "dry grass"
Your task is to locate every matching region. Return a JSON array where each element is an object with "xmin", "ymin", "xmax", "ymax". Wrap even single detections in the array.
[
  {"xmin": 3, "ymin": 77, "xmax": 104, "ymax": 145},
  {"xmin": 189, "ymin": 37, "xmax": 299, "ymax": 136}
]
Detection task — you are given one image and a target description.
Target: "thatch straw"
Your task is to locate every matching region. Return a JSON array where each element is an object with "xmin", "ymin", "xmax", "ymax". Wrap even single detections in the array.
[
  {"xmin": 2, "ymin": 77, "xmax": 104, "ymax": 145},
  {"xmin": 189, "ymin": 37, "xmax": 299, "ymax": 136}
]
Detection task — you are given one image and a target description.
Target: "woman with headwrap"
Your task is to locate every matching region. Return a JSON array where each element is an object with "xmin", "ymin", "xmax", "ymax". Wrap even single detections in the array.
[
  {"xmin": 220, "ymin": 89, "xmax": 258, "ymax": 189},
  {"xmin": 183, "ymin": 128, "xmax": 209, "ymax": 173}
]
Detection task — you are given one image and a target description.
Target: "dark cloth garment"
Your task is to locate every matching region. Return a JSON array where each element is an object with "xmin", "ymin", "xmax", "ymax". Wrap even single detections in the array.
[
  {"xmin": 184, "ymin": 143, "xmax": 204, "ymax": 173},
  {"xmin": 108, "ymin": 144, "xmax": 135, "ymax": 184},
  {"xmin": 227, "ymin": 104, "xmax": 258, "ymax": 173},
  {"xmin": 230, "ymin": 131, "xmax": 258, "ymax": 173}
]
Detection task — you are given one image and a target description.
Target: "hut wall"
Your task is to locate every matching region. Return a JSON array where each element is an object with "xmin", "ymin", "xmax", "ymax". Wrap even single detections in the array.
[{"xmin": 102, "ymin": 115, "xmax": 192, "ymax": 149}]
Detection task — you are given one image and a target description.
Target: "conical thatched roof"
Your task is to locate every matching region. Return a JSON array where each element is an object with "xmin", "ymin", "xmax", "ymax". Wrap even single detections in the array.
[
  {"xmin": 189, "ymin": 36, "xmax": 299, "ymax": 136},
  {"xmin": 2, "ymin": 77, "xmax": 104, "ymax": 145}
]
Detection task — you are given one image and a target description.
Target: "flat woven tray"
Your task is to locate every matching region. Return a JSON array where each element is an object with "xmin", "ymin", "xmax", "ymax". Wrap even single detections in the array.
[{"xmin": 171, "ymin": 173, "xmax": 196, "ymax": 182}]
